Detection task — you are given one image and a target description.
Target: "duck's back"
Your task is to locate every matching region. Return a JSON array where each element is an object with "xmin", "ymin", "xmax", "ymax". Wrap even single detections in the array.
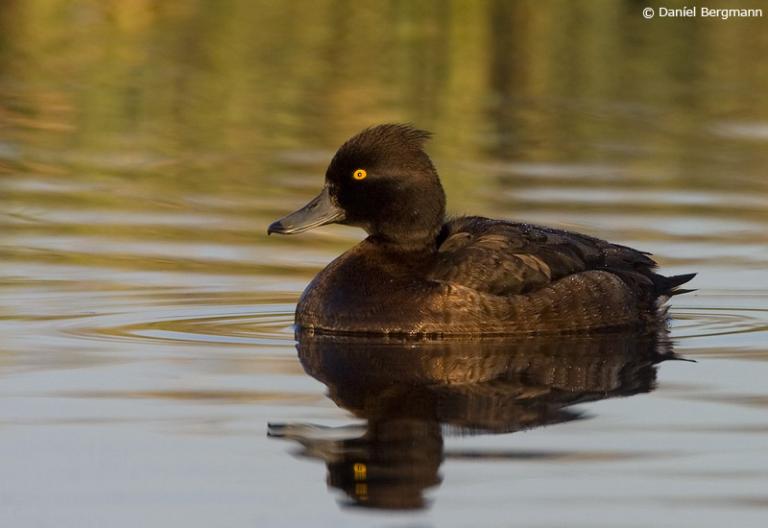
[{"xmin": 431, "ymin": 217, "xmax": 661, "ymax": 295}]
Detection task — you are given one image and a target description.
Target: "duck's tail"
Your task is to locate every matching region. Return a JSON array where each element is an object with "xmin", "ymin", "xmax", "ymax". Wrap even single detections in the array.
[
  {"xmin": 649, "ymin": 272, "xmax": 696, "ymax": 320},
  {"xmin": 660, "ymin": 272, "xmax": 697, "ymax": 297}
]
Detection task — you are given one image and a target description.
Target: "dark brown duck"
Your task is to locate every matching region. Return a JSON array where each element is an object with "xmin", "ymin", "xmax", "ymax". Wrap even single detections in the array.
[{"xmin": 268, "ymin": 124, "xmax": 695, "ymax": 336}]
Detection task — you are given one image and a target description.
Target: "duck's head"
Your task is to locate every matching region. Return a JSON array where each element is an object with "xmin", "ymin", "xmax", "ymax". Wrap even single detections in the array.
[{"xmin": 268, "ymin": 124, "xmax": 446, "ymax": 247}]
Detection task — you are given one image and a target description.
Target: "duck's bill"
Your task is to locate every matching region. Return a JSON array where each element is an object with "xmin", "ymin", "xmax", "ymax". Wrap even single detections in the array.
[{"xmin": 267, "ymin": 186, "xmax": 345, "ymax": 235}]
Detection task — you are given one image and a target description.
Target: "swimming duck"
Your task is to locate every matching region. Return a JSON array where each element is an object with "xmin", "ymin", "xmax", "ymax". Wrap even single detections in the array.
[{"xmin": 268, "ymin": 124, "xmax": 695, "ymax": 336}]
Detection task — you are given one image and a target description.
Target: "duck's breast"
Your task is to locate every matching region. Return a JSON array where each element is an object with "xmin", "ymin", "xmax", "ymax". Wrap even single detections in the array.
[{"xmin": 295, "ymin": 246, "xmax": 443, "ymax": 334}]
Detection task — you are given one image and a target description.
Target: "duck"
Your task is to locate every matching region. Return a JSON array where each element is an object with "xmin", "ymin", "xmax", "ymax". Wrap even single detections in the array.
[{"xmin": 268, "ymin": 124, "xmax": 695, "ymax": 336}]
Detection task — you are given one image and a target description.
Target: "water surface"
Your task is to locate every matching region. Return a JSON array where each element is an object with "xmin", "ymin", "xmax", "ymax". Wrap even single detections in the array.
[{"xmin": 1, "ymin": 1, "xmax": 768, "ymax": 527}]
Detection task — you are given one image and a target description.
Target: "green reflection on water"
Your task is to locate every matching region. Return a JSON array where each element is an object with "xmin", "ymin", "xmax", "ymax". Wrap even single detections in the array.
[{"xmin": 0, "ymin": 0, "xmax": 767, "ymax": 319}]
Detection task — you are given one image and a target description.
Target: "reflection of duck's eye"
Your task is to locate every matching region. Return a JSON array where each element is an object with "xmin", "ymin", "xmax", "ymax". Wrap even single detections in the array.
[
  {"xmin": 352, "ymin": 169, "xmax": 367, "ymax": 181},
  {"xmin": 353, "ymin": 462, "xmax": 367, "ymax": 480}
]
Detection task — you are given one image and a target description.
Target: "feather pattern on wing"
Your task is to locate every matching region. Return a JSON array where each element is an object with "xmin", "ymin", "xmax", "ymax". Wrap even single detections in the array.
[{"xmin": 429, "ymin": 217, "xmax": 663, "ymax": 300}]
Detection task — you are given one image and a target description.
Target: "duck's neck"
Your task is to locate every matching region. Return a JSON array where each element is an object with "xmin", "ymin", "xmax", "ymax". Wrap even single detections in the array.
[
  {"xmin": 367, "ymin": 225, "xmax": 442, "ymax": 255},
  {"xmin": 366, "ymin": 187, "xmax": 446, "ymax": 254}
]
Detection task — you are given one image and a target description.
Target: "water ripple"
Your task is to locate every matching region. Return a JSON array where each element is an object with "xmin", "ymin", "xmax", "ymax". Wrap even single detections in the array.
[
  {"xmin": 673, "ymin": 307, "xmax": 768, "ymax": 340},
  {"xmin": 65, "ymin": 305, "xmax": 296, "ymax": 347}
]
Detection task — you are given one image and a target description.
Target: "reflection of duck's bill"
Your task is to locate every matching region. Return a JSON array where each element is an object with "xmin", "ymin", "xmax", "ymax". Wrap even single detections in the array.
[{"xmin": 268, "ymin": 186, "xmax": 345, "ymax": 235}]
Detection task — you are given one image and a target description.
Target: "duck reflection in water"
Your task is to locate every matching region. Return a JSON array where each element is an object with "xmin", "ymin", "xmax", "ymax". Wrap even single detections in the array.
[{"xmin": 269, "ymin": 330, "xmax": 682, "ymax": 510}]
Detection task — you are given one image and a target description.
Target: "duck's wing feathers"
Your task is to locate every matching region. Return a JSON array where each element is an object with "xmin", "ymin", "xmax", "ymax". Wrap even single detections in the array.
[{"xmin": 429, "ymin": 216, "xmax": 671, "ymax": 297}]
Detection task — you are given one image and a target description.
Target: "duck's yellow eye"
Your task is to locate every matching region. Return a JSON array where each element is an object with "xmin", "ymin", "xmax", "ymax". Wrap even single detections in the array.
[{"xmin": 352, "ymin": 168, "xmax": 367, "ymax": 180}]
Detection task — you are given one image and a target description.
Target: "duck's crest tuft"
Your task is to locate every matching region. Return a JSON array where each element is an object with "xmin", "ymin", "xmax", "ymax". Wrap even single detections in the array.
[{"xmin": 345, "ymin": 123, "xmax": 432, "ymax": 153}]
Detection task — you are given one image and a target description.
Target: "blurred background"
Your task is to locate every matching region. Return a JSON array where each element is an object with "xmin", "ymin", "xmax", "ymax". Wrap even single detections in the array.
[{"xmin": 1, "ymin": 1, "xmax": 768, "ymax": 527}]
